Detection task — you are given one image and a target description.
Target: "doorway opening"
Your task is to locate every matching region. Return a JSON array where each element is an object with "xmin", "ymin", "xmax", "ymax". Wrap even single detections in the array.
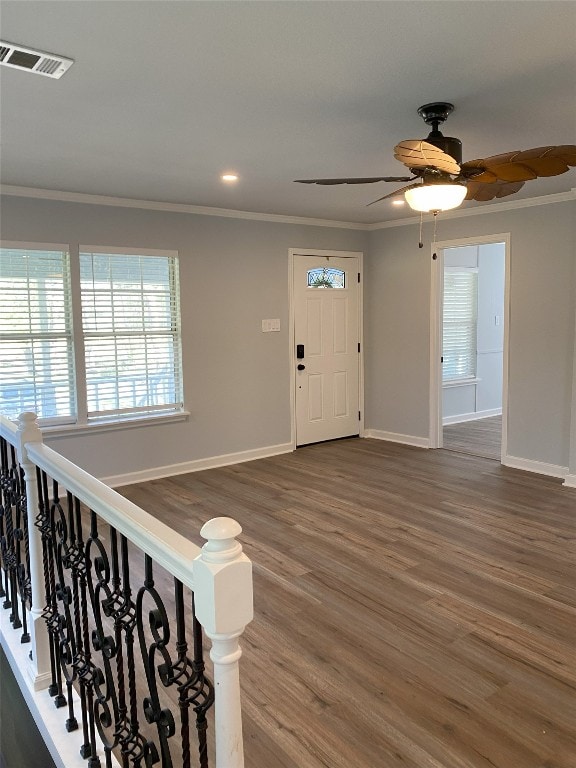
[{"xmin": 430, "ymin": 235, "xmax": 509, "ymax": 461}]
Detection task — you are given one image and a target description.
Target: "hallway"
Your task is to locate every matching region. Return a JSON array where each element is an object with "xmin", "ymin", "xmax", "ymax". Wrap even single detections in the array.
[{"xmin": 443, "ymin": 415, "xmax": 502, "ymax": 460}]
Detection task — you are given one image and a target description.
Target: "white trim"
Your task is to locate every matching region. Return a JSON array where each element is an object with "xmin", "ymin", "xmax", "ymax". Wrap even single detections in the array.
[
  {"xmin": 101, "ymin": 441, "xmax": 294, "ymax": 488},
  {"xmin": 443, "ymin": 408, "xmax": 502, "ymax": 426},
  {"xmin": 0, "ymin": 239, "xmax": 71, "ymax": 251},
  {"xmin": 442, "ymin": 377, "xmax": 481, "ymax": 389},
  {"xmin": 0, "ymin": 185, "xmax": 366, "ymax": 230},
  {"xmin": 368, "ymin": 189, "xmax": 576, "ymax": 230},
  {"xmin": 429, "ymin": 248, "xmax": 444, "ymax": 449},
  {"xmin": 429, "ymin": 233, "xmax": 510, "ymax": 459},
  {"xmin": 563, "ymin": 473, "xmax": 576, "ymax": 488},
  {"xmin": 502, "ymin": 455, "xmax": 568, "ymax": 479},
  {"xmin": 288, "ymin": 249, "xmax": 364, "ymax": 449},
  {"xmin": 44, "ymin": 410, "xmax": 190, "ymax": 438},
  {"xmin": 1, "ymin": 609, "xmax": 121, "ymax": 768},
  {"xmin": 80, "ymin": 244, "xmax": 179, "ymax": 258},
  {"xmin": 364, "ymin": 429, "xmax": 430, "ymax": 449},
  {"xmin": 2, "ymin": 185, "xmax": 573, "ymax": 231}
]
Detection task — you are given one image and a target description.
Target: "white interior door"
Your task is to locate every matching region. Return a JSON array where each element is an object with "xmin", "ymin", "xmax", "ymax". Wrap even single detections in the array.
[{"xmin": 293, "ymin": 254, "xmax": 360, "ymax": 446}]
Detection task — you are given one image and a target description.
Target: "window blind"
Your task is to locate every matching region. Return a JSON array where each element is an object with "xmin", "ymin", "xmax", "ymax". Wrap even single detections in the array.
[
  {"xmin": 0, "ymin": 247, "xmax": 76, "ymax": 422},
  {"xmin": 443, "ymin": 269, "xmax": 478, "ymax": 381},
  {"xmin": 79, "ymin": 250, "xmax": 183, "ymax": 421}
]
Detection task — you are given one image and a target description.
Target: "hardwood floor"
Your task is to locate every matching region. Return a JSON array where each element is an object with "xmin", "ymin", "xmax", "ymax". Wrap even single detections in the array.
[
  {"xmin": 443, "ymin": 415, "xmax": 502, "ymax": 460},
  {"xmin": 119, "ymin": 438, "xmax": 576, "ymax": 768}
]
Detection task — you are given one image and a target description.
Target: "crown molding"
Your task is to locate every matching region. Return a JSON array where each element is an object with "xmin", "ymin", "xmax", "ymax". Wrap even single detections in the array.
[
  {"xmin": 1, "ymin": 184, "xmax": 574, "ymax": 232},
  {"xmin": 367, "ymin": 188, "xmax": 576, "ymax": 230},
  {"xmin": 0, "ymin": 185, "xmax": 366, "ymax": 230}
]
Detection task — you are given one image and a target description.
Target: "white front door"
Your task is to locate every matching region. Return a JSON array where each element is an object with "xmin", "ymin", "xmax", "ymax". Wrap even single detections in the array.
[{"xmin": 293, "ymin": 254, "xmax": 360, "ymax": 446}]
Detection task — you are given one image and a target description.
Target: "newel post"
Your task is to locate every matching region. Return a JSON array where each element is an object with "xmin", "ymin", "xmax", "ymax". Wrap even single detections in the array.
[
  {"xmin": 17, "ymin": 412, "xmax": 51, "ymax": 688},
  {"xmin": 193, "ymin": 517, "xmax": 253, "ymax": 768}
]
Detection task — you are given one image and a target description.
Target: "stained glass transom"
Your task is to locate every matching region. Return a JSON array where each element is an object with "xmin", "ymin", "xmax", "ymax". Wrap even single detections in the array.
[{"xmin": 307, "ymin": 267, "xmax": 346, "ymax": 288}]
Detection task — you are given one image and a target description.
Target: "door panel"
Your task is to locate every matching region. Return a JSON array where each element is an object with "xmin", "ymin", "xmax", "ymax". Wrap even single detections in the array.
[
  {"xmin": 307, "ymin": 298, "xmax": 322, "ymax": 356},
  {"xmin": 332, "ymin": 297, "xmax": 348, "ymax": 354},
  {"xmin": 333, "ymin": 371, "xmax": 348, "ymax": 418},
  {"xmin": 294, "ymin": 255, "xmax": 359, "ymax": 446},
  {"xmin": 308, "ymin": 374, "xmax": 324, "ymax": 422}
]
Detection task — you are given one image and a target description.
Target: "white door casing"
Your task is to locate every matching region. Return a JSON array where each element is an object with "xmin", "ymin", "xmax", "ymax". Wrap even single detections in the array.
[
  {"xmin": 429, "ymin": 233, "xmax": 510, "ymax": 458},
  {"xmin": 291, "ymin": 252, "xmax": 362, "ymax": 446}
]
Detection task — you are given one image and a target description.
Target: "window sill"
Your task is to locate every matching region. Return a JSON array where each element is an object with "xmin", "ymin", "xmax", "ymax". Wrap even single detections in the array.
[
  {"xmin": 43, "ymin": 411, "xmax": 190, "ymax": 438},
  {"xmin": 442, "ymin": 377, "xmax": 481, "ymax": 389}
]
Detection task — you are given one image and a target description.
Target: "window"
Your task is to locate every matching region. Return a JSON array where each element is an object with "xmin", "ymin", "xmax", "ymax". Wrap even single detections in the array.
[
  {"xmin": 0, "ymin": 246, "xmax": 76, "ymax": 422},
  {"xmin": 0, "ymin": 244, "xmax": 183, "ymax": 426},
  {"xmin": 307, "ymin": 267, "xmax": 345, "ymax": 288},
  {"xmin": 442, "ymin": 268, "xmax": 478, "ymax": 382}
]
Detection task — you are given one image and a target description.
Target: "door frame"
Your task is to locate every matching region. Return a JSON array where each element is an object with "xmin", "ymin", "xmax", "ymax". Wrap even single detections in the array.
[
  {"xmin": 288, "ymin": 248, "xmax": 364, "ymax": 449},
  {"xmin": 429, "ymin": 233, "xmax": 511, "ymax": 457}
]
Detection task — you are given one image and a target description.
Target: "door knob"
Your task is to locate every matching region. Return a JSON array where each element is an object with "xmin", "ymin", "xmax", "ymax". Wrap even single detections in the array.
[{"xmin": 297, "ymin": 364, "xmax": 306, "ymax": 371}]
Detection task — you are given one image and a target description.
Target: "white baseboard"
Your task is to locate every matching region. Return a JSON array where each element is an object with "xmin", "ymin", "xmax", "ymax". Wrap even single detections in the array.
[
  {"xmin": 1, "ymin": 611, "xmax": 121, "ymax": 768},
  {"xmin": 502, "ymin": 454, "xmax": 568, "ymax": 479},
  {"xmin": 563, "ymin": 473, "xmax": 576, "ymax": 488},
  {"xmin": 101, "ymin": 441, "xmax": 294, "ymax": 487},
  {"xmin": 364, "ymin": 429, "xmax": 430, "ymax": 449},
  {"xmin": 443, "ymin": 408, "xmax": 502, "ymax": 426}
]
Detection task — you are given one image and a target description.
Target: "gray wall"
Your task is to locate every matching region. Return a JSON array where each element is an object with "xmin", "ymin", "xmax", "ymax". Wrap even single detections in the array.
[
  {"xmin": 0, "ymin": 195, "xmax": 367, "ymax": 478},
  {"xmin": 2, "ymin": 194, "xmax": 575, "ymax": 477},
  {"xmin": 366, "ymin": 200, "xmax": 576, "ymax": 469}
]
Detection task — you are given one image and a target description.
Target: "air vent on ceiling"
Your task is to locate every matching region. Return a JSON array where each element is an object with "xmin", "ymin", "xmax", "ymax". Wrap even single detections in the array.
[{"xmin": 0, "ymin": 40, "xmax": 73, "ymax": 79}]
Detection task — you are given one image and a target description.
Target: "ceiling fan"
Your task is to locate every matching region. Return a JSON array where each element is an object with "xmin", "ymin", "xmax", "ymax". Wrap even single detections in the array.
[{"xmin": 295, "ymin": 102, "xmax": 576, "ymax": 211}]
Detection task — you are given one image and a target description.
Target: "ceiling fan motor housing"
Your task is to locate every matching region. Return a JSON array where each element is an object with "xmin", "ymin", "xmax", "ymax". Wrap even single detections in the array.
[
  {"xmin": 425, "ymin": 134, "xmax": 462, "ymax": 165},
  {"xmin": 418, "ymin": 102, "xmax": 462, "ymax": 165}
]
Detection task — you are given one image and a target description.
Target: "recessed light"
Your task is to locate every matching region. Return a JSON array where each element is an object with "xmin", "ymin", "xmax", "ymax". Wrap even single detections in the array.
[
  {"xmin": 392, "ymin": 199, "xmax": 405, "ymax": 206},
  {"xmin": 221, "ymin": 173, "xmax": 238, "ymax": 182}
]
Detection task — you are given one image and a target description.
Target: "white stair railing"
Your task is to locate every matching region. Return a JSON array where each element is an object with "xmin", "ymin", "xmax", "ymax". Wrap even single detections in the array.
[{"xmin": 0, "ymin": 411, "xmax": 253, "ymax": 768}]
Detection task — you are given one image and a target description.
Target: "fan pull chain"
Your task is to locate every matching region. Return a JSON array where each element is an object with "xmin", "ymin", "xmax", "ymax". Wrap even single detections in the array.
[
  {"xmin": 433, "ymin": 211, "xmax": 439, "ymax": 247},
  {"xmin": 418, "ymin": 211, "xmax": 424, "ymax": 248}
]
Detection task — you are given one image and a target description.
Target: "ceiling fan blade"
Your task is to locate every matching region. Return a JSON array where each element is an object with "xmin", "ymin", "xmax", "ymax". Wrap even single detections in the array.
[
  {"xmin": 460, "ymin": 145, "xmax": 576, "ymax": 183},
  {"xmin": 464, "ymin": 180, "xmax": 525, "ymax": 202},
  {"xmin": 367, "ymin": 182, "xmax": 423, "ymax": 206},
  {"xmin": 295, "ymin": 176, "xmax": 415, "ymax": 185},
  {"xmin": 394, "ymin": 140, "xmax": 460, "ymax": 175}
]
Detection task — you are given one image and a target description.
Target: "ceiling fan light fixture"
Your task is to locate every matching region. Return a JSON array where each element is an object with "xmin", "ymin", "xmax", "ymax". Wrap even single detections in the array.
[{"xmin": 404, "ymin": 182, "xmax": 467, "ymax": 212}]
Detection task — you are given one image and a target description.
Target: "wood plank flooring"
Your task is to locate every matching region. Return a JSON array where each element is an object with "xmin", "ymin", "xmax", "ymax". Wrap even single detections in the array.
[
  {"xmin": 443, "ymin": 416, "xmax": 502, "ymax": 460},
  {"xmin": 118, "ymin": 438, "xmax": 576, "ymax": 768}
]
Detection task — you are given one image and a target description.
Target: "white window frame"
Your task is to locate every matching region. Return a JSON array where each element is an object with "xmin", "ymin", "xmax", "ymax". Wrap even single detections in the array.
[{"xmin": 1, "ymin": 241, "xmax": 186, "ymax": 433}]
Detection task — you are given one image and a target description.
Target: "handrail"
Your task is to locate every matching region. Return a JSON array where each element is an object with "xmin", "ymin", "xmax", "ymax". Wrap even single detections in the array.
[
  {"xmin": 26, "ymin": 441, "xmax": 200, "ymax": 590},
  {"xmin": 0, "ymin": 413, "xmax": 18, "ymax": 441}
]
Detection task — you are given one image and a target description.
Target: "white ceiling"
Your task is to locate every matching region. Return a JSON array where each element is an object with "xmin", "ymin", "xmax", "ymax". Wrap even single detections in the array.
[{"xmin": 1, "ymin": 1, "xmax": 575, "ymax": 224}]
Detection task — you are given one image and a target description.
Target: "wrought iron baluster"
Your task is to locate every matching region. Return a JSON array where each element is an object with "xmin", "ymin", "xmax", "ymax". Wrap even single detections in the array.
[
  {"xmin": 48, "ymin": 479, "xmax": 67, "ymax": 708},
  {"xmin": 0, "ymin": 443, "xmax": 18, "ymax": 627},
  {"xmin": 0, "ymin": 444, "xmax": 13, "ymax": 612},
  {"xmin": 66, "ymin": 494, "xmax": 96, "ymax": 762},
  {"xmin": 172, "ymin": 582, "xmax": 214, "ymax": 768},
  {"xmin": 53, "ymin": 489, "xmax": 80, "ymax": 731},
  {"xmin": 0, "ymin": 438, "xmax": 29, "ymax": 640},
  {"xmin": 87, "ymin": 512, "xmax": 119, "ymax": 768},
  {"xmin": 0, "ymin": 438, "xmax": 7, "ymax": 604},
  {"xmin": 137, "ymin": 554, "xmax": 176, "ymax": 768},
  {"xmin": 14, "ymin": 457, "xmax": 31, "ymax": 643},
  {"xmin": 7, "ymin": 445, "xmax": 23, "ymax": 633},
  {"xmin": 35, "ymin": 468, "xmax": 60, "ymax": 699},
  {"xmin": 117, "ymin": 532, "xmax": 147, "ymax": 766}
]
